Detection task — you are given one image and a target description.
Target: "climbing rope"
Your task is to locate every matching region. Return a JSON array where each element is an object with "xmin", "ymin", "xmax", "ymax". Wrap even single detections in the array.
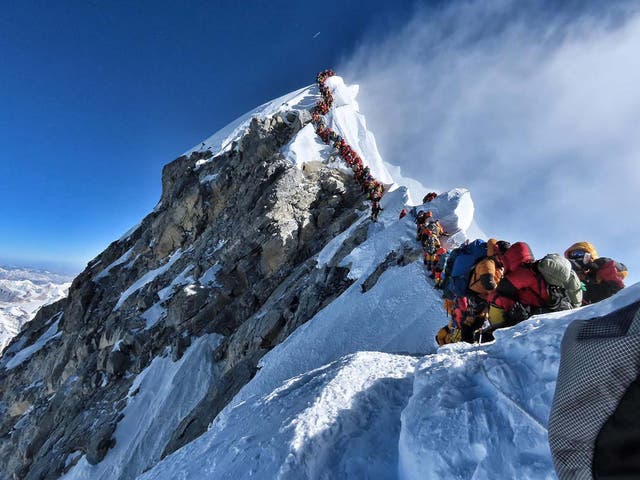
[{"xmin": 311, "ymin": 70, "xmax": 385, "ymax": 221}]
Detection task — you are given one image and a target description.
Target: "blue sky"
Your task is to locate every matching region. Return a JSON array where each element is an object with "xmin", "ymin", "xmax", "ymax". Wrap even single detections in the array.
[
  {"xmin": 2, "ymin": 0, "xmax": 638, "ymax": 283},
  {"xmin": 0, "ymin": 0, "xmax": 413, "ymax": 272}
]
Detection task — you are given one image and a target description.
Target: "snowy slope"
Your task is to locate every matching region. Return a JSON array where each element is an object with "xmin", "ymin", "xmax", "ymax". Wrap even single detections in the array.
[
  {"xmin": 399, "ymin": 282, "xmax": 640, "ymax": 480},
  {"xmin": 136, "ymin": 187, "xmax": 479, "ymax": 478},
  {"xmin": 182, "ymin": 84, "xmax": 317, "ymax": 161},
  {"xmin": 139, "ymin": 351, "xmax": 417, "ymax": 480},
  {"xmin": 54, "ymin": 74, "xmax": 633, "ymax": 480},
  {"xmin": 0, "ymin": 266, "xmax": 72, "ymax": 353},
  {"xmin": 60, "ymin": 334, "xmax": 223, "ymax": 480},
  {"xmin": 138, "ymin": 282, "xmax": 640, "ymax": 480},
  {"xmin": 223, "ymin": 187, "xmax": 473, "ymax": 410},
  {"xmin": 282, "ymin": 75, "xmax": 394, "ymax": 186}
]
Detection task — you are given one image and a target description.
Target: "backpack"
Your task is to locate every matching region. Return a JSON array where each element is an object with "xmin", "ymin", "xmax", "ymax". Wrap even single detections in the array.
[
  {"xmin": 497, "ymin": 242, "xmax": 552, "ymax": 309},
  {"xmin": 435, "ymin": 251, "xmax": 450, "ymax": 273},
  {"xmin": 468, "ymin": 257, "xmax": 502, "ymax": 297},
  {"xmin": 502, "ymin": 265, "xmax": 551, "ymax": 309},
  {"xmin": 502, "ymin": 242, "xmax": 535, "ymax": 273},
  {"xmin": 441, "ymin": 250, "xmax": 459, "ymax": 299},
  {"xmin": 581, "ymin": 258, "xmax": 627, "ymax": 304},
  {"xmin": 426, "ymin": 221, "xmax": 441, "ymax": 236},
  {"xmin": 595, "ymin": 258, "xmax": 627, "ymax": 287},
  {"xmin": 445, "ymin": 240, "xmax": 488, "ymax": 298},
  {"xmin": 424, "ymin": 234, "xmax": 440, "ymax": 255},
  {"xmin": 536, "ymin": 253, "xmax": 583, "ymax": 307}
]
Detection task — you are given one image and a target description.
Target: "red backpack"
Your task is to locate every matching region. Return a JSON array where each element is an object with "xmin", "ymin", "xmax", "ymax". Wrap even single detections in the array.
[
  {"xmin": 500, "ymin": 242, "xmax": 551, "ymax": 308},
  {"xmin": 596, "ymin": 259, "xmax": 627, "ymax": 289},
  {"xmin": 502, "ymin": 242, "xmax": 535, "ymax": 273}
]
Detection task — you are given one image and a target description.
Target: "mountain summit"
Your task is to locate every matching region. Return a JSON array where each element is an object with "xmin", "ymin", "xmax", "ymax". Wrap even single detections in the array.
[{"xmin": 1, "ymin": 75, "xmax": 636, "ymax": 480}]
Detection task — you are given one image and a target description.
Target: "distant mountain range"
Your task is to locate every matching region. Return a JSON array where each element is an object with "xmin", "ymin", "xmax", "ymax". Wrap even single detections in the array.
[{"xmin": 0, "ymin": 266, "xmax": 72, "ymax": 353}]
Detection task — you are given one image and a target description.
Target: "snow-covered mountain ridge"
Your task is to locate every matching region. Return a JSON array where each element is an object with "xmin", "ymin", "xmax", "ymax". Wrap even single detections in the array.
[
  {"xmin": 0, "ymin": 75, "xmax": 635, "ymax": 479},
  {"xmin": 0, "ymin": 266, "xmax": 72, "ymax": 354}
]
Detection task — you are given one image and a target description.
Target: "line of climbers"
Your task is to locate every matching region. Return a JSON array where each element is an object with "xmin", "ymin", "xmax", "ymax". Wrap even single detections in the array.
[
  {"xmin": 403, "ymin": 202, "xmax": 629, "ymax": 346},
  {"xmin": 430, "ymin": 237, "xmax": 629, "ymax": 346},
  {"xmin": 312, "ymin": 69, "xmax": 385, "ymax": 221},
  {"xmin": 311, "ymin": 69, "xmax": 629, "ymax": 349},
  {"xmin": 412, "ymin": 200, "xmax": 452, "ymax": 289}
]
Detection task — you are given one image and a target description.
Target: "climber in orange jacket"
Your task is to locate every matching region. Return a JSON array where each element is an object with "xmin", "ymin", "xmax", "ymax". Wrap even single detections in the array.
[{"xmin": 468, "ymin": 239, "xmax": 509, "ymax": 301}]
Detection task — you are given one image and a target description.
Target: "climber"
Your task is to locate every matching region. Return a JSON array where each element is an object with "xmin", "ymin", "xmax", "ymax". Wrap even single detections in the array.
[
  {"xmin": 425, "ymin": 217, "xmax": 444, "ymax": 237},
  {"xmin": 565, "ymin": 242, "xmax": 599, "ymax": 278},
  {"xmin": 423, "ymin": 192, "xmax": 438, "ymax": 203},
  {"xmin": 441, "ymin": 239, "xmax": 488, "ymax": 300},
  {"xmin": 423, "ymin": 232, "xmax": 440, "ymax": 270},
  {"xmin": 317, "ymin": 127, "xmax": 332, "ymax": 143},
  {"xmin": 535, "ymin": 253, "xmax": 584, "ymax": 309},
  {"xmin": 467, "ymin": 239, "xmax": 510, "ymax": 301},
  {"xmin": 564, "ymin": 242, "xmax": 627, "ymax": 304},
  {"xmin": 487, "ymin": 242, "xmax": 558, "ymax": 330},
  {"xmin": 443, "ymin": 295, "xmax": 490, "ymax": 345},
  {"xmin": 416, "ymin": 211, "xmax": 431, "ymax": 240},
  {"xmin": 436, "ymin": 296, "xmax": 468, "ymax": 346},
  {"xmin": 420, "ymin": 219, "xmax": 443, "ymax": 271},
  {"xmin": 371, "ymin": 200, "xmax": 383, "ymax": 222},
  {"xmin": 584, "ymin": 258, "xmax": 628, "ymax": 304},
  {"xmin": 316, "ymin": 100, "xmax": 330, "ymax": 115},
  {"xmin": 433, "ymin": 248, "xmax": 449, "ymax": 288},
  {"xmin": 399, "ymin": 208, "xmax": 408, "ymax": 220},
  {"xmin": 370, "ymin": 187, "xmax": 383, "ymax": 204},
  {"xmin": 435, "ymin": 324, "xmax": 462, "ymax": 346}
]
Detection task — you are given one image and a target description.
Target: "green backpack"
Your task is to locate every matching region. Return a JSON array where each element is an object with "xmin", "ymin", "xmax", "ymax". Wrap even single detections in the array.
[{"xmin": 537, "ymin": 253, "xmax": 583, "ymax": 307}]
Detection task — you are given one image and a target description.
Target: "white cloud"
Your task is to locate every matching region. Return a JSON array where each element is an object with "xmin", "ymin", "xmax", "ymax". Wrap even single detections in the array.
[{"xmin": 341, "ymin": 0, "xmax": 640, "ymax": 283}]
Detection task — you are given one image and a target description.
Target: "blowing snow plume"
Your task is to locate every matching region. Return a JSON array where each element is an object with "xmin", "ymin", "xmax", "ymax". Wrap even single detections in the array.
[{"xmin": 341, "ymin": 0, "xmax": 640, "ymax": 282}]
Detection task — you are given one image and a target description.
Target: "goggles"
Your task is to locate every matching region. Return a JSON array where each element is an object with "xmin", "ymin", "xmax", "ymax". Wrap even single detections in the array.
[{"xmin": 568, "ymin": 250, "xmax": 586, "ymax": 260}]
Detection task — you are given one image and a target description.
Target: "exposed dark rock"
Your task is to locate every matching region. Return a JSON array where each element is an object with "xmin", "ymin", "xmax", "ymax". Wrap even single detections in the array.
[{"xmin": 0, "ymin": 108, "xmax": 371, "ymax": 479}]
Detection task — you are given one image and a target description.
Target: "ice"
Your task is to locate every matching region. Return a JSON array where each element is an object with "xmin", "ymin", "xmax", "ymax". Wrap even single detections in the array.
[
  {"xmin": 113, "ymin": 249, "xmax": 185, "ymax": 311},
  {"xmin": 398, "ymin": 283, "xmax": 640, "ymax": 480},
  {"xmin": 61, "ymin": 334, "xmax": 224, "ymax": 480},
  {"xmin": 138, "ymin": 352, "xmax": 417, "ymax": 480},
  {"xmin": 282, "ymin": 123, "xmax": 332, "ymax": 167},
  {"xmin": 93, "ymin": 247, "xmax": 135, "ymax": 281},
  {"xmin": 199, "ymin": 263, "xmax": 222, "ymax": 287},
  {"xmin": 157, "ymin": 265, "xmax": 194, "ymax": 302},
  {"xmin": 183, "ymin": 85, "xmax": 318, "ymax": 164},
  {"xmin": 117, "ymin": 221, "xmax": 142, "ymax": 243},
  {"xmin": 2, "ymin": 314, "xmax": 63, "ymax": 370},
  {"xmin": 199, "ymin": 173, "xmax": 219, "ymax": 184},
  {"xmin": 141, "ymin": 302, "xmax": 166, "ymax": 330}
]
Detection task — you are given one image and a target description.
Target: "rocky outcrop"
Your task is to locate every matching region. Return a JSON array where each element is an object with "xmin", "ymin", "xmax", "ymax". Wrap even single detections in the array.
[{"xmin": 0, "ymin": 108, "xmax": 372, "ymax": 479}]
